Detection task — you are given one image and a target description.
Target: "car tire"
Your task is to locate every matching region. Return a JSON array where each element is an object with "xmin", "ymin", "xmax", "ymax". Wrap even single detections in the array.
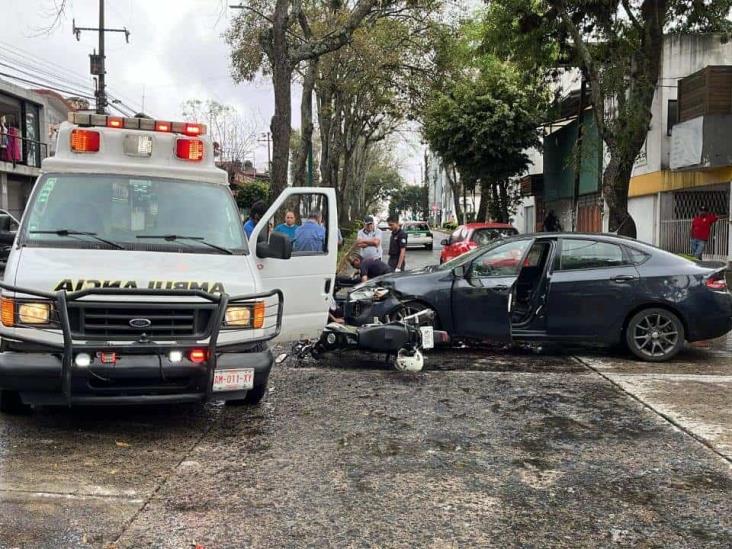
[
  {"xmin": 425, "ymin": 244, "xmax": 433, "ymax": 250},
  {"xmin": 0, "ymin": 390, "xmax": 31, "ymax": 415},
  {"xmin": 384, "ymin": 301, "xmax": 437, "ymax": 328},
  {"xmin": 625, "ymin": 308, "xmax": 685, "ymax": 362},
  {"xmin": 225, "ymin": 382, "xmax": 268, "ymax": 406}
]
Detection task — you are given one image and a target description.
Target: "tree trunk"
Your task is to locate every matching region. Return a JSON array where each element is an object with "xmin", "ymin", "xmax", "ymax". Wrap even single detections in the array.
[
  {"xmin": 293, "ymin": 59, "xmax": 316, "ymax": 187},
  {"xmin": 476, "ymin": 179, "xmax": 489, "ymax": 222},
  {"xmin": 445, "ymin": 164, "xmax": 462, "ymax": 223},
  {"xmin": 602, "ymin": 153, "xmax": 638, "ymax": 237},
  {"xmin": 269, "ymin": 0, "xmax": 293, "ymax": 200}
]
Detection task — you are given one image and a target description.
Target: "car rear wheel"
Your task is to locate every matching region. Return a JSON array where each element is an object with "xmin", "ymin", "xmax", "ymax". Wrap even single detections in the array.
[
  {"xmin": 425, "ymin": 244, "xmax": 433, "ymax": 250},
  {"xmin": 625, "ymin": 308, "xmax": 684, "ymax": 362}
]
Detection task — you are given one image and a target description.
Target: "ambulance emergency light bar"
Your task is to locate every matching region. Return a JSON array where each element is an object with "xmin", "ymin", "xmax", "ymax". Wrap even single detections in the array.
[
  {"xmin": 67, "ymin": 112, "xmax": 206, "ymax": 136},
  {"xmin": 68, "ymin": 113, "xmax": 206, "ymax": 161}
]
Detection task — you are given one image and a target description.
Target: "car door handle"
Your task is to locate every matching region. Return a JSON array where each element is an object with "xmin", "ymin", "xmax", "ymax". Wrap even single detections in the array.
[
  {"xmin": 324, "ymin": 279, "xmax": 332, "ymax": 294},
  {"xmin": 493, "ymin": 285, "xmax": 510, "ymax": 291},
  {"xmin": 611, "ymin": 274, "xmax": 636, "ymax": 283}
]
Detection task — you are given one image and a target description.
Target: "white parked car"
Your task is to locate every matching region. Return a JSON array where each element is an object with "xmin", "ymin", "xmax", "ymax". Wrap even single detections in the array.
[{"xmin": 403, "ymin": 221, "xmax": 434, "ymax": 250}]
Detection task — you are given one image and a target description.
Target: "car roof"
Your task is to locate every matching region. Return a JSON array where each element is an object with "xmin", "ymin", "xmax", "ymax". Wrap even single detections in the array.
[{"xmin": 462, "ymin": 222, "xmax": 516, "ymax": 230}]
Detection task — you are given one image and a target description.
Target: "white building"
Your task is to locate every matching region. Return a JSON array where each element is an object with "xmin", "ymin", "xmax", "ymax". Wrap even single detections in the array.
[{"xmin": 627, "ymin": 34, "xmax": 732, "ymax": 262}]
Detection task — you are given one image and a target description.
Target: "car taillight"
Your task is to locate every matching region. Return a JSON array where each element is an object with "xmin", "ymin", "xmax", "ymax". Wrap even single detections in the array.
[
  {"xmin": 70, "ymin": 129, "xmax": 100, "ymax": 152},
  {"xmin": 706, "ymin": 276, "xmax": 728, "ymax": 291},
  {"xmin": 176, "ymin": 139, "xmax": 204, "ymax": 161}
]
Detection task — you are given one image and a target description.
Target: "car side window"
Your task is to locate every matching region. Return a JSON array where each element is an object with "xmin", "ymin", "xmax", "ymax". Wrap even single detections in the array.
[
  {"xmin": 558, "ymin": 239, "xmax": 627, "ymax": 271},
  {"xmin": 625, "ymin": 246, "xmax": 651, "ymax": 264},
  {"xmin": 471, "ymin": 240, "xmax": 531, "ymax": 277}
]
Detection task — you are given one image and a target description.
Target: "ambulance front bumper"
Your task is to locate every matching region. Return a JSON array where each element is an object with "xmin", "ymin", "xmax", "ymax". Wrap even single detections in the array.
[{"xmin": 0, "ymin": 283, "xmax": 282, "ymax": 405}]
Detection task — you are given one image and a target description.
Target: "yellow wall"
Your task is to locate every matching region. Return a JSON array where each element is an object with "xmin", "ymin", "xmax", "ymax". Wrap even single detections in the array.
[{"xmin": 629, "ymin": 168, "xmax": 732, "ymax": 197}]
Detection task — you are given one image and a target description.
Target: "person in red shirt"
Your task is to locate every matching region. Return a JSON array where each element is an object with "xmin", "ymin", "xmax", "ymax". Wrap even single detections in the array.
[{"xmin": 690, "ymin": 206, "xmax": 719, "ymax": 259}]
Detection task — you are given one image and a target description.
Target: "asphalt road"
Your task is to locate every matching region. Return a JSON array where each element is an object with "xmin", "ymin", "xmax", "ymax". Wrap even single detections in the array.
[{"xmin": 1, "ymin": 233, "xmax": 731, "ymax": 548}]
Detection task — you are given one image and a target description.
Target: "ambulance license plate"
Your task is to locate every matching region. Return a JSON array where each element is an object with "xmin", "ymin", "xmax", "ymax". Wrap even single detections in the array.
[
  {"xmin": 212, "ymin": 368, "xmax": 254, "ymax": 392},
  {"xmin": 420, "ymin": 326, "xmax": 434, "ymax": 349}
]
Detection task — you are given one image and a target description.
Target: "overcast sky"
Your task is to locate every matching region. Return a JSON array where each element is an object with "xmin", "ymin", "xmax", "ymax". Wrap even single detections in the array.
[{"xmin": 0, "ymin": 0, "xmax": 424, "ymax": 181}]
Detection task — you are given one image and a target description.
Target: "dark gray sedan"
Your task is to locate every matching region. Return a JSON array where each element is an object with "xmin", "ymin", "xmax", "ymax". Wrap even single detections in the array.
[{"xmin": 344, "ymin": 233, "xmax": 732, "ymax": 361}]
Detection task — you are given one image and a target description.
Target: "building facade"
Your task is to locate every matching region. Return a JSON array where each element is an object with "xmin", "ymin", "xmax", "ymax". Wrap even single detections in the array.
[
  {"xmin": 518, "ymin": 34, "xmax": 732, "ymax": 262},
  {"xmin": 0, "ymin": 79, "xmax": 69, "ymax": 219},
  {"xmin": 628, "ymin": 35, "xmax": 732, "ymax": 263}
]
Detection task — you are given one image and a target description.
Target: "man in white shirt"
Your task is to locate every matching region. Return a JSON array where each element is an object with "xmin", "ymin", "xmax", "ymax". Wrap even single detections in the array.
[{"xmin": 356, "ymin": 215, "xmax": 383, "ymax": 260}]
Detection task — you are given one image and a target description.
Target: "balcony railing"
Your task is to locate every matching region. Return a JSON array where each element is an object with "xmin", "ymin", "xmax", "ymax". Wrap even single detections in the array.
[{"xmin": 0, "ymin": 134, "xmax": 49, "ymax": 169}]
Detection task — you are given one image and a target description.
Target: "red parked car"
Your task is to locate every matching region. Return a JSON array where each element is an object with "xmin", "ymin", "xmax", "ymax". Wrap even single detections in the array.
[{"xmin": 439, "ymin": 222, "xmax": 519, "ymax": 263}]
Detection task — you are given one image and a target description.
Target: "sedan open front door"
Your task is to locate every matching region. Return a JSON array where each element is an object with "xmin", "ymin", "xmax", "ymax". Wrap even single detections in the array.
[
  {"xmin": 250, "ymin": 187, "xmax": 338, "ymax": 342},
  {"xmin": 450, "ymin": 239, "xmax": 533, "ymax": 340}
]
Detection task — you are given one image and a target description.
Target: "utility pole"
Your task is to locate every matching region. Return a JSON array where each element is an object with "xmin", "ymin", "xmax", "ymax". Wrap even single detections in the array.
[
  {"xmin": 73, "ymin": 0, "xmax": 130, "ymax": 114},
  {"xmin": 258, "ymin": 132, "xmax": 272, "ymax": 173}
]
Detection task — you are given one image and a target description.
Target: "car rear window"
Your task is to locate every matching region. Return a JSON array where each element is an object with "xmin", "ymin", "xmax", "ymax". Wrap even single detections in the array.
[
  {"xmin": 625, "ymin": 246, "xmax": 651, "ymax": 264},
  {"xmin": 558, "ymin": 239, "xmax": 627, "ymax": 270},
  {"xmin": 407, "ymin": 223, "xmax": 429, "ymax": 232}
]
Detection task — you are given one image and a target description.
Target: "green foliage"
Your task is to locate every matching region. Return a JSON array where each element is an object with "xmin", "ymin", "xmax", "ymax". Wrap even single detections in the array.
[
  {"xmin": 363, "ymin": 162, "xmax": 404, "ymax": 215},
  {"xmin": 235, "ymin": 181, "xmax": 270, "ymax": 213},
  {"xmin": 388, "ymin": 184, "xmax": 429, "ymax": 220}
]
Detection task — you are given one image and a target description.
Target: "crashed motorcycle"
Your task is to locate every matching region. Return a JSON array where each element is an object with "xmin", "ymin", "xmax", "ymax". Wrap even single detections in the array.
[{"xmin": 295, "ymin": 308, "xmax": 448, "ymax": 372}]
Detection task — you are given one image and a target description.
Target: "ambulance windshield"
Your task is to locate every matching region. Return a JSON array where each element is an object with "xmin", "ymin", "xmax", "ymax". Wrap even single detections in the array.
[{"xmin": 22, "ymin": 174, "xmax": 247, "ymax": 254}]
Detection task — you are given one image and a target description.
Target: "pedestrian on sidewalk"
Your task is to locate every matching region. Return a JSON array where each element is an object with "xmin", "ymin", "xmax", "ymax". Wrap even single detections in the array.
[
  {"xmin": 690, "ymin": 206, "xmax": 721, "ymax": 260},
  {"xmin": 543, "ymin": 210, "xmax": 562, "ymax": 232},
  {"xmin": 387, "ymin": 216, "xmax": 408, "ymax": 272},
  {"xmin": 356, "ymin": 215, "xmax": 383, "ymax": 260}
]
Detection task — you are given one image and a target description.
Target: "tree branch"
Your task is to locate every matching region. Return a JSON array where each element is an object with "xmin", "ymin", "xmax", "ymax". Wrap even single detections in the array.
[
  {"xmin": 552, "ymin": 0, "xmax": 615, "ymax": 148},
  {"xmin": 621, "ymin": 0, "xmax": 643, "ymax": 31},
  {"xmin": 290, "ymin": 0, "xmax": 379, "ymax": 63}
]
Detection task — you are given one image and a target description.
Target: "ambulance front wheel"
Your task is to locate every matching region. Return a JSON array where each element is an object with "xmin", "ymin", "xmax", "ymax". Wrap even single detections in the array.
[
  {"xmin": 0, "ymin": 390, "xmax": 31, "ymax": 415},
  {"xmin": 225, "ymin": 382, "xmax": 268, "ymax": 406}
]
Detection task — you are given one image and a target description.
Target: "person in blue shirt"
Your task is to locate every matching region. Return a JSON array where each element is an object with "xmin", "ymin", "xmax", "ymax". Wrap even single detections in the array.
[
  {"xmin": 273, "ymin": 210, "xmax": 299, "ymax": 241},
  {"xmin": 293, "ymin": 209, "xmax": 326, "ymax": 252},
  {"xmin": 243, "ymin": 200, "xmax": 267, "ymax": 239}
]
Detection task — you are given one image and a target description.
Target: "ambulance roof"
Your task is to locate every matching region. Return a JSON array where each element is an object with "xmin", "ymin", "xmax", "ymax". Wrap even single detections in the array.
[{"xmin": 42, "ymin": 116, "xmax": 228, "ymax": 186}]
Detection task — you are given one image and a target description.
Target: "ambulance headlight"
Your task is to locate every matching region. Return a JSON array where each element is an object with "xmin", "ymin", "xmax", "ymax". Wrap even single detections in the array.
[
  {"xmin": 18, "ymin": 302, "xmax": 51, "ymax": 324},
  {"xmin": 224, "ymin": 302, "xmax": 265, "ymax": 329}
]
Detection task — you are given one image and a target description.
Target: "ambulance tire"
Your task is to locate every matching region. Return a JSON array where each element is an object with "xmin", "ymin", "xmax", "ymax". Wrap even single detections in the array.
[
  {"xmin": 0, "ymin": 390, "xmax": 31, "ymax": 415},
  {"xmin": 225, "ymin": 381, "xmax": 268, "ymax": 406}
]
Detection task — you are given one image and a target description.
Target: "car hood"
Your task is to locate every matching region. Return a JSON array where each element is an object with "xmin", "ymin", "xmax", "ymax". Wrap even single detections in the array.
[{"xmin": 6, "ymin": 247, "xmax": 258, "ymax": 298}]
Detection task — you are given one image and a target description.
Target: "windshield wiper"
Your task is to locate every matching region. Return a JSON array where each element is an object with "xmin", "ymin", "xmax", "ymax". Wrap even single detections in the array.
[
  {"xmin": 30, "ymin": 229, "xmax": 124, "ymax": 250},
  {"xmin": 136, "ymin": 234, "xmax": 233, "ymax": 255}
]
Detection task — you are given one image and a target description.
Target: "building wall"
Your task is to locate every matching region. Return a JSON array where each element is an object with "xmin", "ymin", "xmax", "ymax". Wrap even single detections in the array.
[
  {"xmin": 632, "ymin": 34, "xmax": 732, "ymax": 177},
  {"xmin": 544, "ymin": 111, "xmax": 602, "ymax": 201},
  {"xmin": 628, "ymin": 195, "xmax": 657, "ymax": 245}
]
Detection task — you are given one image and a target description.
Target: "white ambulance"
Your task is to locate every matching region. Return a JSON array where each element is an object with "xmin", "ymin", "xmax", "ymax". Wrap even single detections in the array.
[{"xmin": 0, "ymin": 113, "xmax": 337, "ymax": 413}]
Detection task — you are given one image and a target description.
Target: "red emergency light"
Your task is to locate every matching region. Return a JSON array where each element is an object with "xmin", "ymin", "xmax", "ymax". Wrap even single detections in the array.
[
  {"xmin": 183, "ymin": 124, "xmax": 203, "ymax": 136},
  {"xmin": 70, "ymin": 129, "xmax": 101, "ymax": 153},
  {"xmin": 176, "ymin": 138, "xmax": 204, "ymax": 161},
  {"xmin": 155, "ymin": 120, "xmax": 171, "ymax": 132},
  {"xmin": 107, "ymin": 117, "xmax": 124, "ymax": 128},
  {"xmin": 188, "ymin": 349, "xmax": 208, "ymax": 363}
]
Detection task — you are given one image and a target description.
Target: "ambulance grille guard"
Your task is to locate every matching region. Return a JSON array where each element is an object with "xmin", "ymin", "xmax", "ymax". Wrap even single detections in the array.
[{"xmin": 0, "ymin": 282, "xmax": 283, "ymax": 403}]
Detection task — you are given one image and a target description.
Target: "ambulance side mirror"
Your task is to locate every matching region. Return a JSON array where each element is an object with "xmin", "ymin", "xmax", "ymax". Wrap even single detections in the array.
[{"xmin": 257, "ymin": 231, "xmax": 292, "ymax": 260}]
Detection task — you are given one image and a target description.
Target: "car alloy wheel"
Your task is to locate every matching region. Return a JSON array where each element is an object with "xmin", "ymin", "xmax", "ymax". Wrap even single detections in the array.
[
  {"xmin": 385, "ymin": 301, "xmax": 435, "ymax": 327},
  {"xmin": 626, "ymin": 308, "xmax": 684, "ymax": 362}
]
